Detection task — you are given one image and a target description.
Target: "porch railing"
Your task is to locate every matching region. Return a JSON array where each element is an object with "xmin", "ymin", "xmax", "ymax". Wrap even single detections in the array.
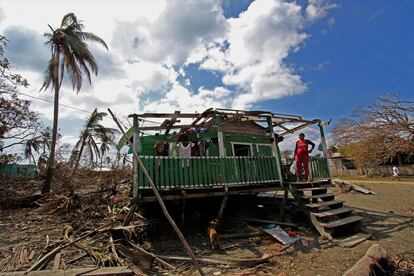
[
  {"xmin": 137, "ymin": 156, "xmax": 281, "ymax": 189},
  {"xmin": 310, "ymin": 156, "xmax": 330, "ymax": 180}
]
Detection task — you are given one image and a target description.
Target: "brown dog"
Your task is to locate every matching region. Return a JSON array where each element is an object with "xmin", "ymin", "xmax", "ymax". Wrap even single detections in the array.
[{"xmin": 208, "ymin": 219, "xmax": 220, "ymax": 250}]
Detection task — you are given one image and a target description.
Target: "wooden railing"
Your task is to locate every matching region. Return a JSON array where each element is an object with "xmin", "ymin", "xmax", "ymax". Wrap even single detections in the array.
[
  {"xmin": 310, "ymin": 156, "xmax": 330, "ymax": 180},
  {"xmin": 137, "ymin": 156, "xmax": 281, "ymax": 189}
]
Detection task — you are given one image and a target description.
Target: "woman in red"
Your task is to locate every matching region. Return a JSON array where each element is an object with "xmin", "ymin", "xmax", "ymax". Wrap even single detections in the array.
[{"xmin": 294, "ymin": 133, "xmax": 315, "ymax": 182}]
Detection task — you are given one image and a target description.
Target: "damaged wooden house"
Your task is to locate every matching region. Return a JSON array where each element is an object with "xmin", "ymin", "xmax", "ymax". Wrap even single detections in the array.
[{"xmin": 117, "ymin": 108, "xmax": 367, "ymax": 241}]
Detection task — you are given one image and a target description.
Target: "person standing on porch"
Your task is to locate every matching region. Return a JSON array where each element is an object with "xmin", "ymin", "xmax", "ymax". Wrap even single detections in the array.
[{"xmin": 294, "ymin": 133, "xmax": 315, "ymax": 182}]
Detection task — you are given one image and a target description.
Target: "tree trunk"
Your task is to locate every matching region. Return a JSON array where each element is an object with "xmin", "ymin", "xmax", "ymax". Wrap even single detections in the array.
[
  {"xmin": 42, "ymin": 51, "xmax": 60, "ymax": 194},
  {"xmin": 31, "ymin": 153, "xmax": 37, "ymax": 168},
  {"xmin": 70, "ymin": 137, "xmax": 86, "ymax": 178}
]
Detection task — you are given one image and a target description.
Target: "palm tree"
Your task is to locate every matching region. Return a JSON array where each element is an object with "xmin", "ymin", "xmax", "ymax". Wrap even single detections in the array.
[
  {"xmin": 70, "ymin": 108, "xmax": 117, "ymax": 177},
  {"xmin": 41, "ymin": 13, "xmax": 108, "ymax": 193},
  {"xmin": 24, "ymin": 138, "xmax": 41, "ymax": 166}
]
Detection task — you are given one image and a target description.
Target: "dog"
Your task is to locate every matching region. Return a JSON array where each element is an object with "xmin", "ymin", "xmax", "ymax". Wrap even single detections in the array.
[{"xmin": 207, "ymin": 218, "xmax": 220, "ymax": 250}]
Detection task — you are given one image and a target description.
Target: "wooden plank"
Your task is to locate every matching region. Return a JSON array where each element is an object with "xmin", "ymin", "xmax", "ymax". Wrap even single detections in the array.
[
  {"xmin": 297, "ymin": 193, "xmax": 334, "ymax": 200},
  {"xmin": 351, "ymin": 184, "xmax": 377, "ymax": 195},
  {"xmin": 178, "ymin": 158, "xmax": 184, "ymax": 189},
  {"xmin": 133, "ymin": 113, "xmax": 201, "ymax": 118},
  {"xmin": 140, "ymin": 186, "xmax": 285, "ymax": 202},
  {"xmin": 336, "ymin": 232, "xmax": 372, "ymax": 248},
  {"xmin": 174, "ymin": 157, "xmax": 179, "ymax": 188},
  {"xmin": 159, "ymin": 157, "xmax": 165, "ymax": 188},
  {"xmin": 306, "ymin": 200, "xmax": 344, "ymax": 208},
  {"xmin": 311, "ymin": 207, "xmax": 353, "ymax": 218},
  {"xmin": 236, "ymin": 217, "xmax": 297, "ymax": 227},
  {"xmin": 52, "ymin": 253, "xmax": 61, "ymax": 271},
  {"xmin": 154, "ymin": 157, "xmax": 160, "ymax": 189},
  {"xmin": 4, "ymin": 267, "xmax": 134, "ymax": 276},
  {"xmin": 320, "ymin": 215, "xmax": 363, "ymax": 229},
  {"xmin": 294, "ymin": 185, "xmax": 333, "ymax": 192},
  {"xmin": 287, "ymin": 180, "xmax": 330, "ymax": 185}
]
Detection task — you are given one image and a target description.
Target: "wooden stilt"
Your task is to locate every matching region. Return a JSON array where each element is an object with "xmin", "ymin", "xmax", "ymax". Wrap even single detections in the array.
[
  {"xmin": 279, "ymin": 189, "xmax": 289, "ymax": 220},
  {"xmin": 181, "ymin": 191, "xmax": 186, "ymax": 227}
]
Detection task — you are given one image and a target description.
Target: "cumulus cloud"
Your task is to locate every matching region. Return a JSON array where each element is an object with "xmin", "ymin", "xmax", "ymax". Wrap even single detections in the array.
[
  {"xmin": 3, "ymin": 26, "xmax": 49, "ymax": 72},
  {"xmin": 191, "ymin": 1, "xmax": 310, "ymax": 108},
  {"xmin": 89, "ymin": 47, "xmax": 127, "ymax": 79},
  {"xmin": 112, "ymin": 0, "xmax": 228, "ymax": 64}
]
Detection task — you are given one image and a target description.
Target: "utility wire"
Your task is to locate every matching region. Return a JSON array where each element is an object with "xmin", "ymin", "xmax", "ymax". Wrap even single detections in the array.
[
  {"xmin": 4, "ymin": 90, "xmax": 164, "ymax": 127},
  {"xmin": 4, "ymin": 90, "xmax": 90, "ymax": 114}
]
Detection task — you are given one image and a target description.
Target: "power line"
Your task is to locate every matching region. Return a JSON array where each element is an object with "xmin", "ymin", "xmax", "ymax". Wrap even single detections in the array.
[
  {"xmin": 4, "ymin": 90, "xmax": 169, "ymax": 127},
  {"xmin": 4, "ymin": 90, "xmax": 91, "ymax": 114}
]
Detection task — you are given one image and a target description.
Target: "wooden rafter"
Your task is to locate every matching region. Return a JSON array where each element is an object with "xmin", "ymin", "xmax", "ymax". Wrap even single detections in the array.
[{"xmin": 128, "ymin": 108, "xmax": 321, "ymax": 135}]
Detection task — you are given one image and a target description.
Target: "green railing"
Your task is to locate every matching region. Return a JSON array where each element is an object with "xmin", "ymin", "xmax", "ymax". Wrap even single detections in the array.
[
  {"xmin": 137, "ymin": 156, "xmax": 281, "ymax": 189},
  {"xmin": 310, "ymin": 156, "xmax": 330, "ymax": 180}
]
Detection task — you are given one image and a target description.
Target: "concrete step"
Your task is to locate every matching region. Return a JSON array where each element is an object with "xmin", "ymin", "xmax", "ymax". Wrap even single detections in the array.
[
  {"xmin": 298, "ymin": 193, "xmax": 335, "ymax": 200},
  {"xmin": 321, "ymin": 215, "xmax": 363, "ymax": 229},
  {"xmin": 306, "ymin": 200, "xmax": 344, "ymax": 209},
  {"xmin": 294, "ymin": 185, "xmax": 333, "ymax": 192},
  {"xmin": 311, "ymin": 207, "xmax": 353, "ymax": 218}
]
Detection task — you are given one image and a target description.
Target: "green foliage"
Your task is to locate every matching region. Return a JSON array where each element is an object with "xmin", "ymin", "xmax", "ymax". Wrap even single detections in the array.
[{"xmin": 0, "ymin": 34, "xmax": 47, "ymax": 165}]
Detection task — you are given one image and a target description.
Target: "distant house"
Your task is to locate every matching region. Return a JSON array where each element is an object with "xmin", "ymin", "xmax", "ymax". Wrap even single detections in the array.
[
  {"xmin": 0, "ymin": 164, "xmax": 36, "ymax": 178},
  {"xmin": 328, "ymin": 152, "xmax": 357, "ymax": 176}
]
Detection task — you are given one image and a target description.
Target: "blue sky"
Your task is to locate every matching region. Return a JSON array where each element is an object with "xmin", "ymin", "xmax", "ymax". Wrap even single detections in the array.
[
  {"xmin": 233, "ymin": 1, "xmax": 412, "ymax": 128},
  {"xmin": 0, "ymin": 0, "xmax": 413, "ymax": 147}
]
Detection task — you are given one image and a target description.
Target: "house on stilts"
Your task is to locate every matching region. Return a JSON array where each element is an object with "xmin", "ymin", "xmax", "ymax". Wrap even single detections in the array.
[{"xmin": 117, "ymin": 108, "xmax": 368, "ymax": 241}]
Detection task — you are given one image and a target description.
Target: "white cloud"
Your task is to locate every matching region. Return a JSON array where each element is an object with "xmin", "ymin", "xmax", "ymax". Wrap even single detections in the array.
[
  {"xmin": 196, "ymin": 0, "xmax": 310, "ymax": 108},
  {"xmin": 112, "ymin": 0, "xmax": 228, "ymax": 64},
  {"xmin": 306, "ymin": 0, "xmax": 338, "ymax": 21},
  {"xmin": 0, "ymin": 0, "xmax": 336, "ymax": 142}
]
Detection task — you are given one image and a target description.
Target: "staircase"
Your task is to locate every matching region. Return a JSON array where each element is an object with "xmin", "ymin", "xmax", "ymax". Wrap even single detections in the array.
[{"xmin": 288, "ymin": 180, "xmax": 363, "ymax": 240}]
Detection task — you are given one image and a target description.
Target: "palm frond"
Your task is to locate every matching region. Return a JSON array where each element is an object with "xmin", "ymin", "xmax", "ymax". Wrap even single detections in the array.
[
  {"xmin": 40, "ymin": 56, "xmax": 57, "ymax": 91},
  {"xmin": 76, "ymin": 32, "xmax": 108, "ymax": 50}
]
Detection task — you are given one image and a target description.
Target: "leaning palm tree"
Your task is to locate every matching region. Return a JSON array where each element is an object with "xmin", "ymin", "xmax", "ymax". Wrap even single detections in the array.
[
  {"xmin": 70, "ymin": 108, "xmax": 117, "ymax": 177},
  {"xmin": 41, "ymin": 13, "xmax": 108, "ymax": 193}
]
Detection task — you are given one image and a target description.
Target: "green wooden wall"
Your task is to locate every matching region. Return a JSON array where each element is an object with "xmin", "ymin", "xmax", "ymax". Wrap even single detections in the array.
[{"xmin": 139, "ymin": 131, "xmax": 274, "ymax": 157}]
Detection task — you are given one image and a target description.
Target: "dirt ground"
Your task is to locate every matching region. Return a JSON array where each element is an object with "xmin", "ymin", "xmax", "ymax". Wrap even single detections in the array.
[{"xmin": 0, "ymin": 178, "xmax": 413, "ymax": 275}]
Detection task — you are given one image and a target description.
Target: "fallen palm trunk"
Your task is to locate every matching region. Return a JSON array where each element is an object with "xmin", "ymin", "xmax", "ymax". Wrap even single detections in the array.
[
  {"xmin": 343, "ymin": 244, "xmax": 389, "ymax": 276},
  {"xmin": 157, "ymin": 253, "xmax": 272, "ymax": 267}
]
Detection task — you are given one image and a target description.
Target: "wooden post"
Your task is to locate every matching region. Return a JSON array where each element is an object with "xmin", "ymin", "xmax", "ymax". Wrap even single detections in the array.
[
  {"xmin": 108, "ymin": 109, "xmax": 205, "ymax": 276},
  {"xmin": 279, "ymin": 189, "xmax": 289, "ymax": 220},
  {"xmin": 266, "ymin": 117, "xmax": 283, "ymax": 185},
  {"xmin": 216, "ymin": 114, "xmax": 226, "ymax": 157},
  {"xmin": 318, "ymin": 124, "xmax": 332, "ymax": 180},
  {"xmin": 132, "ymin": 115, "xmax": 139, "ymax": 198},
  {"xmin": 217, "ymin": 186, "xmax": 229, "ymax": 221},
  {"xmin": 216, "ymin": 113, "xmax": 227, "ymax": 187}
]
